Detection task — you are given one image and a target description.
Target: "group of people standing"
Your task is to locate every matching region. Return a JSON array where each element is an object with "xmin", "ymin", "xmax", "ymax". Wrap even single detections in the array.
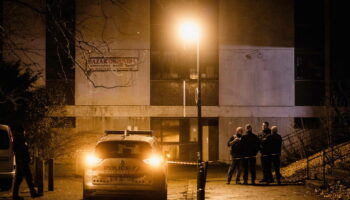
[{"xmin": 226, "ymin": 122, "xmax": 282, "ymax": 185}]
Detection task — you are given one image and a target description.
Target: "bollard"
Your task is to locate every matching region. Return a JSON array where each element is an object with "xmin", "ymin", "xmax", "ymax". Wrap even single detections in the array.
[
  {"xmin": 197, "ymin": 162, "xmax": 205, "ymax": 200},
  {"xmin": 48, "ymin": 158, "xmax": 54, "ymax": 191},
  {"xmin": 306, "ymin": 157, "xmax": 310, "ymax": 180},
  {"xmin": 203, "ymin": 161, "xmax": 208, "ymax": 188},
  {"xmin": 35, "ymin": 158, "xmax": 44, "ymax": 194}
]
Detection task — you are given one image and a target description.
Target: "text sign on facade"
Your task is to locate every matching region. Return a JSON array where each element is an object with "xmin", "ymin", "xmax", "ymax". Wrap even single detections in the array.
[{"xmin": 88, "ymin": 57, "xmax": 139, "ymax": 72}]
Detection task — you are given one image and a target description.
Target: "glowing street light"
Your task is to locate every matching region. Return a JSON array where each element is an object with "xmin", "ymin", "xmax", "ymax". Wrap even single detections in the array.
[
  {"xmin": 179, "ymin": 21, "xmax": 200, "ymax": 42},
  {"xmin": 179, "ymin": 20, "xmax": 205, "ymax": 200}
]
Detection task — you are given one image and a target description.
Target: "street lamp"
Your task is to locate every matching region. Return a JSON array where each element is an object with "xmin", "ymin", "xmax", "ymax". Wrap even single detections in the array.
[{"xmin": 179, "ymin": 20, "xmax": 205, "ymax": 200}]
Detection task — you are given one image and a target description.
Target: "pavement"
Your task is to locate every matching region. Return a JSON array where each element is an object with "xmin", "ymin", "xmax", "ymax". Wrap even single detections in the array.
[{"xmin": 0, "ymin": 165, "xmax": 325, "ymax": 200}]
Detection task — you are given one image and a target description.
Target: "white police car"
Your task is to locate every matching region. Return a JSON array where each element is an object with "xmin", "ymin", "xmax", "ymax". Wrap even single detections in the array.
[
  {"xmin": 83, "ymin": 130, "xmax": 167, "ymax": 200},
  {"xmin": 0, "ymin": 124, "xmax": 15, "ymax": 191}
]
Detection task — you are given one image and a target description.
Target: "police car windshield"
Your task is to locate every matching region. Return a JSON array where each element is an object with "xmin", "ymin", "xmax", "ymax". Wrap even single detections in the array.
[
  {"xmin": 0, "ymin": 130, "xmax": 10, "ymax": 149},
  {"xmin": 95, "ymin": 141, "xmax": 152, "ymax": 159}
]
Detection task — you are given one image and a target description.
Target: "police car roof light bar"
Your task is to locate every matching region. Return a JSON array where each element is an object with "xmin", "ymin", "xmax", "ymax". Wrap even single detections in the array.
[
  {"xmin": 104, "ymin": 130, "xmax": 153, "ymax": 136},
  {"xmin": 104, "ymin": 130, "xmax": 125, "ymax": 135},
  {"xmin": 126, "ymin": 130, "xmax": 153, "ymax": 136}
]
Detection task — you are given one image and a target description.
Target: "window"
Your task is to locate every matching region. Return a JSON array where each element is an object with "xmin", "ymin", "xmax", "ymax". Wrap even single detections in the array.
[
  {"xmin": 161, "ymin": 119, "xmax": 180, "ymax": 142},
  {"xmin": 295, "ymin": 0, "xmax": 325, "ymax": 106},
  {"xmin": 0, "ymin": 130, "xmax": 9, "ymax": 149},
  {"xmin": 295, "ymin": 81, "xmax": 324, "ymax": 106},
  {"xmin": 150, "ymin": 0, "xmax": 218, "ymax": 106},
  {"xmin": 189, "ymin": 118, "xmax": 198, "ymax": 142},
  {"xmin": 294, "ymin": 118, "xmax": 321, "ymax": 129},
  {"xmin": 0, "ymin": 1, "xmax": 3, "ymax": 59},
  {"xmin": 95, "ymin": 141, "xmax": 152, "ymax": 159}
]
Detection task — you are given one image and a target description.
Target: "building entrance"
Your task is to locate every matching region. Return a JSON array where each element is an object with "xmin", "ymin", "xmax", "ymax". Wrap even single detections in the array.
[{"xmin": 151, "ymin": 117, "xmax": 218, "ymax": 162}]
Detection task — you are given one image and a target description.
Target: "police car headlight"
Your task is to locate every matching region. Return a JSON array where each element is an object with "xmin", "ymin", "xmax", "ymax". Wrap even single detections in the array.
[
  {"xmin": 85, "ymin": 154, "xmax": 102, "ymax": 167},
  {"xmin": 143, "ymin": 154, "xmax": 163, "ymax": 167}
]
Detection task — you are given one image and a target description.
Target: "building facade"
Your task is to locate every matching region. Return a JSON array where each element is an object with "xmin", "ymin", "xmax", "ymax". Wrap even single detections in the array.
[{"xmin": 1, "ymin": 0, "xmax": 348, "ymax": 163}]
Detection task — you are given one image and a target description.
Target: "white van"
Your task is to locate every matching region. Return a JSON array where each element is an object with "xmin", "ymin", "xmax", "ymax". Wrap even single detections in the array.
[{"xmin": 0, "ymin": 124, "xmax": 15, "ymax": 191}]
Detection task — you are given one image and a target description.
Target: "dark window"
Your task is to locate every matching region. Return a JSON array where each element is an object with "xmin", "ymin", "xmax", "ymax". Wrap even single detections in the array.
[
  {"xmin": 295, "ymin": 52, "xmax": 324, "ymax": 80},
  {"xmin": 150, "ymin": 0, "xmax": 218, "ymax": 106},
  {"xmin": 294, "ymin": 118, "xmax": 321, "ymax": 129},
  {"xmin": 46, "ymin": 0, "xmax": 75, "ymax": 105},
  {"xmin": 0, "ymin": 1, "xmax": 3, "ymax": 59},
  {"xmin": 330, "ymin": 1, "xmax": 350, "ymax": 106},
  {"xmin": 295, "ymin": 0, "xmax": 325, "ymax": 105},
  {"xmin": 151, "ymin": 80, "xmax": 218, "ymax": 106},
  {"xmin": 151, "ymin": 81, "xmax": 183, "ymax": 106},
  {"xmin": 0, "ymin": 130, "xmax": 10, "ymax": 149},
  {"xmin": 331, "ymin": 81, "xmax": 350, "ymax": 107},
  {"xmin": 95, "ymin": 141, "xmax": 152, "ymax": 159},
  {"xmin": 295, "ymin": 81, "xmax": 324, "ymax": 106}
]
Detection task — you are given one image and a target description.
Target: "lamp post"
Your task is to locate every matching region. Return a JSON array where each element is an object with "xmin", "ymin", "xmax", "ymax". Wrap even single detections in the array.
[{"xmin": 179, "ymin": 21, "xmax": 205, "ymax": 200}]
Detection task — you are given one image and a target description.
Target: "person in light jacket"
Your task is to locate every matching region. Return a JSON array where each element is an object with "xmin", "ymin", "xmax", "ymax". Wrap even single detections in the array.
[{"xmin": 226, "ymin": 127, "xmax": 243, "ymax": 184}]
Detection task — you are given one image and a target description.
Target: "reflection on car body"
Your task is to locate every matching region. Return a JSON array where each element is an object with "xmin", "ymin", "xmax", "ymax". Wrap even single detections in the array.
[
  {"xmin": 83, "ymin": 130, "xmax": 167, "ymax": 200},
  {"xmin": 0, "ymin": 124, "xmax": 15, "ymax": 191}
]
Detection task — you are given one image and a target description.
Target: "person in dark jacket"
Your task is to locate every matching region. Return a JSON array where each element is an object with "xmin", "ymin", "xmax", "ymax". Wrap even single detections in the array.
[
  {"xmin": 226, "ymin": 127, "xmax": 243, "ymax": 184},
  {"xmin": 12, "ymin": 127, "xmax": 41, "ymax": 200},
  {"xmin": 270, "ymin": 126, "xmax": 283, "ymax": 184},
  {"xmin": 259, "ymin": 122, "xmax": 273, "ymax": 183},
  {"xmin": 241, "ymin": 124, "xmax": 260, "ymax": 185}
]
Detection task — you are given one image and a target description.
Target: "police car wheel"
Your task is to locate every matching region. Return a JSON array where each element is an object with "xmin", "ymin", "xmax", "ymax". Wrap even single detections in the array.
[
  {"xmin": 156, "ymin": 190, "xmax": 167, "ymax": 200},
  {"xmin": 82, "ymin": 189, "xmax": 91, "ymax": 200},
  {"xmin": 0, "ymin": 178, "xmax": 13, "ymax": 191}
]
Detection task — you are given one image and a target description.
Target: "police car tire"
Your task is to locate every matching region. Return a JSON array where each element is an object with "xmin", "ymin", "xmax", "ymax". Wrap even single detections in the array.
[
  {"xmin": 82, "ymin": 189, "xmax": 90, "ymax": 200},
  {"xmin": 0, "ymin": 178, "xmax": 12, "ymax": 191},
  {"xmin": 156, "ymin": 190, "xmax": 167, "ymax": 200}
]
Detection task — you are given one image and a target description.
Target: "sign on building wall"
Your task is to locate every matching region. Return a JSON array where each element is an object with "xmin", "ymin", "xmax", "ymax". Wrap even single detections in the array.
[
  {"xmin": 87, "ymin": 57, "xmax": 139, "ymax": 72},
  {"xmin": 82, "ymin": 53, "xmax": 146, "ymax": 89}
]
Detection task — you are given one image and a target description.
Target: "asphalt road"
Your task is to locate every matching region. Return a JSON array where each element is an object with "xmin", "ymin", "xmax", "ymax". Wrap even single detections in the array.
[{"xmin": 0, "ymin": 165, "xmax": 324, "ymax": 200}]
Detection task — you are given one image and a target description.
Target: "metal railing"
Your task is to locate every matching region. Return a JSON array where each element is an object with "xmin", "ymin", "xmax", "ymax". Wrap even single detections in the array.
[
  {"xmin": 281, "ymin": 126, "xmax": 350, "ymax": 185},
  {"xmin": 305, "ymin": 140, "xmax": 350, "ymax": 186},
  {"xmin": 281, "ymin": 129, "xmax": 312, "ymax": 164}
]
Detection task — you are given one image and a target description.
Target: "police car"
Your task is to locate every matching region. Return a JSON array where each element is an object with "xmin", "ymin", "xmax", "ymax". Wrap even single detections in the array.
[
  {"xmin": 83, "ymin": 130, "xmax": 167, "ymax": 200},
  {"xmin": 0, "ymin": 124, "xmax": 15, "ymax": 191}
]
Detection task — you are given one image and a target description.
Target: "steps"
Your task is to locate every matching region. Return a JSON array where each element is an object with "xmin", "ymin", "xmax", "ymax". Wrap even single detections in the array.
[
  {"xmin": 306, "ymin": 161, "xmax": 350, "ymax": 191},
  {"xmin": 305, "ymin": 179, "xmax": 325, "ymax": 189}
]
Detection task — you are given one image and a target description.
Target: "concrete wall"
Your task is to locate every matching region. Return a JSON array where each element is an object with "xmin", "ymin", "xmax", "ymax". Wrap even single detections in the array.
[
  {"xmin": 219, "ymin": 0, "xmax": 294, "ymax": 47},
  {"xmin": 217, "ymin": 0, "xmax": 295, "ymax": 161},
  {"xmin": 219, "ymin": 47, "xmax": 294, "ymax": 106},
  {"xmin": 75, "ymin": 0, "xmax": 150, "ymax": 105},
  {"xmin": 219, "ymin": 0, "xmax": 295, "ymax": 106}
]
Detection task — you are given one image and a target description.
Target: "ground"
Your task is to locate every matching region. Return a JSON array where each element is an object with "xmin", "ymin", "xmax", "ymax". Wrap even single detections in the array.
[{"xmin": 0, "ymin": 165, "xmax": 324, "ymax": 200}]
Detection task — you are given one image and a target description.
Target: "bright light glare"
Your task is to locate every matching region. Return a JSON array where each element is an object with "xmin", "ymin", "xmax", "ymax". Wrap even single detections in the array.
[
  {"xmin": 179, "ymin": 21, "xmax": 200, "ymax": 42},
  {"xmin": 166, "ymin": 153, "xmax": 171, "ymax": 159},
  {"xmin": 143, "ymin": 154, "xmax": 163, "ymax": 167},
  {"xmin": 85, "ymin": 154, "xmax": 102, "ymax": 166}
]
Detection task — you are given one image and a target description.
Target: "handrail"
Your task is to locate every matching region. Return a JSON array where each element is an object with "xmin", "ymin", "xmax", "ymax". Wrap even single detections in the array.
[
  {"xmin": 281, "ymin": 127, "xmax": 350, "ymax": 184},
  {"xmin": 307, "ymin": 140, "xmax": 350, "ymax": 162}
]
